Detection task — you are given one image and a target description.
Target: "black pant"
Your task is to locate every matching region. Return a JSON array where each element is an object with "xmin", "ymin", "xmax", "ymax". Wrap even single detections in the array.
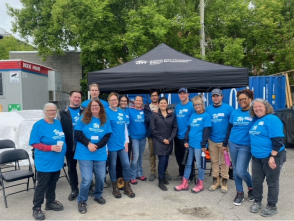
[
  {"xmin": 65, "ymin": 151, "xmax": 79, "ymax": 191},
  {"xmin": 116, "ymin": 138, "xmax": 132, "ymax": 179},
  {"xmin": 252, "ymin": 150, "xmax": 286, "ymax": 205},
  {"xmin": 33, "ymin": 170, "xmax": 60, "ymax": 209},
  {"xmin": 158, "ymin": 155, "xmax": 169, "ymax": 179},
  {"xmin": 174, "ymin": 137, "xmax": 194, "ymax": 180}
]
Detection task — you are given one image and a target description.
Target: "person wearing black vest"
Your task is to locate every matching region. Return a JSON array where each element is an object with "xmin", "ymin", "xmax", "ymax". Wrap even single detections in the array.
[{"xmin": 58, "ymin": 90, "xmax": 84, "ymax": 201}]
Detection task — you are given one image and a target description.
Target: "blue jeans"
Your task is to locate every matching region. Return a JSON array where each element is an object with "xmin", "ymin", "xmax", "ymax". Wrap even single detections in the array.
[
  {"xmin": 228, "ymin": 141, "xmax": 252, "ymax": 192},
  {"xmin": 183, "ymin": 147, "xmax": 204, "ymax": 181},
  {"xmin": 158, "ymin": 155, "xmax": 169, "ymax": 179},
  {"xmin": 77, "ymin": 160, "xmax": 106, "ymax": 203},
  {"xmin": 130, "ymin": 138, "xmax": 146, "ymax": 179},
  {"xmin": 109, "ymin": 148, "xmax": 131, "ymax": 182}
]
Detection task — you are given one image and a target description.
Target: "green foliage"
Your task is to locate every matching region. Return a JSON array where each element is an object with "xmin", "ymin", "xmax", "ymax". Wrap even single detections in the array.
[
  {"xmin": 0, "ymin": 35, "xmax": 35, "ymax": 60},
  {"xmin": 6, "ymin": 0, "xmax": 294, "ymax": 86}
]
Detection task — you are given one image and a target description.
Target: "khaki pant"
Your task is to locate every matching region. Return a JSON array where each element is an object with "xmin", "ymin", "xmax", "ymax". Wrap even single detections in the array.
[
  {"xmin": 148, "ymin": 137, "xmax": 156, "ymax": 174},
  {"xmin": 208, "ymin": 139, "xmax": 229, "ymax": 179}
]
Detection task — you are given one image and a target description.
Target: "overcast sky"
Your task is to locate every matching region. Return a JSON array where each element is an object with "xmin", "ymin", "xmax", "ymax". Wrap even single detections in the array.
[{"xmin": 0, "ymin": 0, "xmax": 23, "ymax": 39}]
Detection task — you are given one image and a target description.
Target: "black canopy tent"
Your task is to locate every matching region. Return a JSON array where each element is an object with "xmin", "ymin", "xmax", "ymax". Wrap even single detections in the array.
[{"xmin": 88, "ymin": 43, "xmax": 248, "ymax": 94}]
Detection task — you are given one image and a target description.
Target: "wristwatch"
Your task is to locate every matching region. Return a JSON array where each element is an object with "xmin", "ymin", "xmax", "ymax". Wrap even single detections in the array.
[{"xmin": 270, "ymin": 154, "xmax": 277, "ymax": 158}]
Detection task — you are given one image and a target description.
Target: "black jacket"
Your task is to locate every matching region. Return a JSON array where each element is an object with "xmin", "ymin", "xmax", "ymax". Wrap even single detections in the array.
[
  {"xmin": 58, "ymin": 105, "xmax": 84, "ymax": 152},
  {"xmin": 150, "ymin": 111, "xmax": 178, "ymax": 155}
]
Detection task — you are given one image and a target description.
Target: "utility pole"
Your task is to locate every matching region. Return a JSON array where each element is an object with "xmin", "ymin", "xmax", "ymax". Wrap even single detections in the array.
[{"xmin": 200, "ymin": 0, "xmax": 205, "ymax": 60}]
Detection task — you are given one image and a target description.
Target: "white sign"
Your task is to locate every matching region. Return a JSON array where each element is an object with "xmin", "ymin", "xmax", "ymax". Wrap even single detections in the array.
[{"xmin": 10, "ymin": 71, "xmax": 20, "ymax": 83}]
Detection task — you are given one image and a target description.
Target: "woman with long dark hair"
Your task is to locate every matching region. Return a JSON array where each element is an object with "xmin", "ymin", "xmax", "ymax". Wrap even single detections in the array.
[
  {"xmin": 150, "ymin": 97, "xmax": 177, "ymax": 191},
  {"xmin": 74, "ymin": 98, "xmax": 112, "ymax": 214}
]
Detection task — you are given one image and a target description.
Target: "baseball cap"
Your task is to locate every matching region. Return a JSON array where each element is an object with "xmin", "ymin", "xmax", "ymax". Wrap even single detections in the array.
[
  {"xmin": 211, "ymin": 88, "xmax": 223, "ymax": 96},
  {"xmin": 178, "ymin": 88, "xmax": 188, "ymax": 93}
]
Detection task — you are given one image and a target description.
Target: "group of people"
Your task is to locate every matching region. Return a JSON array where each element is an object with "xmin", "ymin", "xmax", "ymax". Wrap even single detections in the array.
[{"xmin": 29, "ymin": 84, "xmax": 286, "ymax": 220}]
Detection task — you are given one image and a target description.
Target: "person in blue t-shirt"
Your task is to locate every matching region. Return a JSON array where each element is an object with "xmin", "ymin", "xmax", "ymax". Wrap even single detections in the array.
[
  {"xmin": 81, "ymin": 83, "xmax": 109, "ymax": 109},
  {"xmin": 174, "ymin": 88, "xmax": 195, "ymax": 182},
  {"xmin": 174, "ymin": 95, "xmax": 211, "ymax": 193},
  {"xmin": 58, "ymin": 90, "xmax": 86, "ymax": 201},
  {"xmin": 206, "ymin": 88, "xmax": 234, "ymax": 193},
  {"xmin": 29, "ymin": 103, "xmax": 66, "ymax": 220},
  {"xmin": 248, "ymin": 98, "xmax": 286, "ymax": 217},
  {"xmin": 115, "ymin": 95, "xmax": 132, "ymax": 190},
  {"xmin": 106, "ymin": 92, "xmax": 135, "ymax": 199},
  {"xmin": 223, "ymin": 89, "xmax": 256, "ymax": 206},
  {"xmin": 128, "ymin": 95, "xmax": 147, "ymax": 184},
  {"xmin": 74, "ymin": 98, "xmax": 112, "ymax": 214}
]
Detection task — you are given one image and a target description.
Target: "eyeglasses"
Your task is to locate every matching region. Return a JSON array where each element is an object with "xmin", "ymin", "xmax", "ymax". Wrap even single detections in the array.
[
  {"xmin": 120, "ymin": 100, "xmax": 128, "ymax": 102},
  {"xmin": 46, "ymin": 110, "xmax": 57, "ymax": 112},
  {"xmin": 110, "ymin": 99, "xmax": 118, "ymax": 102},
  {"xmin": 237, "ymin": 98, "xmax": 247, "ymax": 102},
  {"xmin": 151, "ymin": 95, "xmax": 159, "ymax": 97},
  {"xmin": 91, "ymin": 105, "xmax": 100, "ymax": 107},
  {"xmin": 193, "ymin": 103, "xmax": 203, "ymax": 107}
]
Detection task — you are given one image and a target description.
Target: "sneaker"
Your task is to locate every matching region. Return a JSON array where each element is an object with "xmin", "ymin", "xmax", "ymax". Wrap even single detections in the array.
[
  {"xmin": 45, "ymin": 200, "xmax": 64, "ymax": 211},
  {"xmin": 174, "ymin": 174, "xmax": 182, "ymax": 181},
  {"xmin": 130, "ymin": 179, "xmax": 138, "ymax": 185},
  {"xmin": 68, "ymin": 190, "xmax": 79, "ymax": 201},
  {"xmin": 32, "ymin": 207, "xmax": 45, "ymax": 220},
  {"xmin": 88, "ymin": 187, "xmax": 95, "ymax": 197},
  {"xmin": 148, "ymin": 174, "xmax": 156, "ymax": 181},
  {"xmin": 136, "ymin": 176, "xmax": 147, "ymax": 181},
  {"xmin": 260, "ymin": 204, "xmax": 278, "ymax": 217},
  {"xmin": 165, "ymin": 173, "xmax": 172, "ymax": 180},
  {"xmin": 233, "ymin": 192, "xmax": 244, "ymax": 206},
  {"xmin": 250, "ymin": 201, "xmax": 262, "ymax": 213},
  {"xmin": 248, "ymin": 189, "xmax": 254, "ymax": 201},
  {"xmin": 78, "ymin": 201, "xmax": 87, "ymax": 214},
  {"xmin": 94, "ymin": 197, "xmax": 106, "ymax": 205}
]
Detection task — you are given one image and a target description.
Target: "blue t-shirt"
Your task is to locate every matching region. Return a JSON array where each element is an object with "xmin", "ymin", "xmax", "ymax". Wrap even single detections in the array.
[
  {"xmin": 74, "ymin": 115, "xmax": 112, "ymax": 161},
  {"xmin": 29, "ymin": 119, "xmax": 66, "ymax": 172},
  {"xmin": 249, "ymin": 114, "xmax": 285, "ymax": 158},
  {"xmin": 68, "ymin": 106, "xmax": 81, "ymax": 128},
  {"xmin": 188, "ymin": 112, "xmax": 211, "ymax": 149},
  {"xmin": 206, "ymin": 103, "xmax": 234, "ymax": 143},
  {"xmin": 106, "ymin": 107, "xmax": 128, "ymax": 151},
  {"xmin": 81, "ymin": 98, "xmax": 109, "ymax": 109},
  {"xmin": 175, "ymin": 101, "xmax": 194, "ymax": 139},
  {"xmin": 229, "ymin": 108, "xmax": 256, "ymax": 145},
  {"xmin": 119, "ymin": 107, "xmax": 130, "ymax": 125},
  {"xmin": 128, "ymin": 107, "xmax": 146, "ymax": 140}
]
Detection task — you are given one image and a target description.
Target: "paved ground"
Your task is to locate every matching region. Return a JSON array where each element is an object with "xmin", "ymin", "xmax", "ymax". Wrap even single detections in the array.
[{"xmin": 1, "ymin": 146, "xmax": 294, "ymax": 220}]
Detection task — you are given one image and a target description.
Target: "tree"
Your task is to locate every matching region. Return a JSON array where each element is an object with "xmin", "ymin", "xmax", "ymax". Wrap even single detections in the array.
[
  {"xmin": 0, "ymin": 35, "xmax": 35, "ymax": 60},
  {"xmin": 7, "ymin": 0, "xmax": 294, "ymax": 82}
]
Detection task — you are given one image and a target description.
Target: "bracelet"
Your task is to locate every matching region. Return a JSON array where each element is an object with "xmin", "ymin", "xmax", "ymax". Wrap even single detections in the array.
[{"xmin": 270, "ymin": 154, "xmax": 277, "ymax": 158}]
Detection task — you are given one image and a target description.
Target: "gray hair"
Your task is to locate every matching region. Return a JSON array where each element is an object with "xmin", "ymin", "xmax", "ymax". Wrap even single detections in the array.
[
  {"xmin": 249, "ymin": 98, "xmax": 273, "ymax": 117},
  {"xmin": 43, "ymin": 103, "xmax": 57, "ymax": 112}
]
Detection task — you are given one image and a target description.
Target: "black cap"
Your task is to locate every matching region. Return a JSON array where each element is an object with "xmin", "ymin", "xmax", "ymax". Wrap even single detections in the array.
[{"xmin": 178, "ymin": 88, "xmax": 188, "ymax": 93}]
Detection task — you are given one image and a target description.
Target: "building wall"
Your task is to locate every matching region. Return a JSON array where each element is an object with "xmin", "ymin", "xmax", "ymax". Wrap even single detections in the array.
[
  {"xmin": 0, "ymin": 70, "xmax": 23, "ymax": 112},
  {"xmin": 22, "ymin": 72, "xmax": 48, "ymax": 110},
  {"xmin": 9, "ymin": 51, "xmax": 82, "ymax": 93}
]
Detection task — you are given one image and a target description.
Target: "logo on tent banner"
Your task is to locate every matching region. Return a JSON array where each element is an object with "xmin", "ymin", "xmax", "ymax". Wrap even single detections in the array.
[{"xmin": 135, "ymin": 59, "xmax": 192, "ymax": 65}]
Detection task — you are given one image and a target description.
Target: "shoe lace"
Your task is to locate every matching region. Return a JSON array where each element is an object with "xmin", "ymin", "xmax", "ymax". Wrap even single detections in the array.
[
  {"xmin": 53, "ymin": 200, "xmax": 62, "ymax": 206},
  {"xmin": 222, "ymin": 179, "xmax": 227, "ymax": 185},
  {"xmin": 34, "ymin": 208, "xmax": 45, "ymax": 217}
]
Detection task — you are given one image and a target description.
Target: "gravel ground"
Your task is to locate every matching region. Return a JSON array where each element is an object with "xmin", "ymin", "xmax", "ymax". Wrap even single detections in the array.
[{"xmin": 0, "ymin": 146, "xmax": 293, "ymax": 220}]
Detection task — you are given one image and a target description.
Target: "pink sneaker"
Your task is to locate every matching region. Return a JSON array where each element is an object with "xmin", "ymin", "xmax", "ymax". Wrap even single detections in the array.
[
  {"xmin": 136, "ymin": 176, "xmax": 147, "ymax": 181},
  {"xmin": 191, "ymin": 179, "xmax": 204, "ymax": 193},
  {"xmin": 174, "ymin": 177, "xmax": 189, "ymax": 191},
  {"xmin": 130, "ymin": 179, "xmax": 138, "ymax": 185}
]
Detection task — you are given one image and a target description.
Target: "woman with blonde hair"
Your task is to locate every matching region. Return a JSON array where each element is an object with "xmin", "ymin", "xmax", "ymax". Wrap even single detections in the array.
[{"xmin": 174, "ymin": 95, "xmax": 211, "ymax": 193}]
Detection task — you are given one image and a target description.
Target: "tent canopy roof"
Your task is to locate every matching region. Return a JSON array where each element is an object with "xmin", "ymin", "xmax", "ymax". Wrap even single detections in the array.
[{"xmin": 88, "ymin": 43, "xmax": 248, "ymax": 94}]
